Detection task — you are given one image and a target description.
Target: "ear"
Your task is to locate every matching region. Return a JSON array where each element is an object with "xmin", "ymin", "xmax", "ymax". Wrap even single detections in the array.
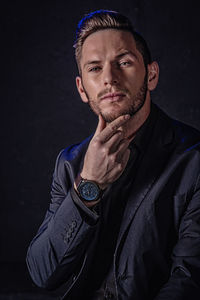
[
  {"xmin": 147, "ymin": 61, "xmax": 159, "ymax": 91},
  {"xmin": 76, "ymin": 76, "xmax": 89, "ymax": 103}
]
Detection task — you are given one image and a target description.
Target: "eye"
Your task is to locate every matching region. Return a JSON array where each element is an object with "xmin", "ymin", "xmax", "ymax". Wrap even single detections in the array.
[
  {"xmin": 118, "ymin": 61, "xmax": 131, "ymax": 67},
  {"xmin": 88, "ymin": 66, "xmax": 101, "ymax": 72}
]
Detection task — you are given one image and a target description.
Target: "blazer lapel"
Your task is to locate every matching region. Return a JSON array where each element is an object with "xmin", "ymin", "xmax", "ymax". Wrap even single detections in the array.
[{"xmin": 116, "ymin": 108, "xmax": 176, "ymax": 250}]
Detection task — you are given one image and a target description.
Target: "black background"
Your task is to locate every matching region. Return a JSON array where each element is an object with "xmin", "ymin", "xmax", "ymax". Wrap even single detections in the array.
[{"xmin": 1, "ymin": 0, "xmax": 200, "ymax": 298}]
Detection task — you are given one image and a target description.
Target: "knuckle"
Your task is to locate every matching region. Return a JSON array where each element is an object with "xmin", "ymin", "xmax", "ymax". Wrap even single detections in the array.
[
  {"xmin": 110, "ymin": 153, "xmax": 117, "ymax": 164},
  {"xmin": 101, "ymin": 146, "xmax": 108, "ymax": 156},
  {"xmin": 92, "ymin": 136, "xmax": 101, "ymax": 147},
  {"xmin": 115, "ymin": 130, "xmax": 123, "ymax": 138},
  {"xmin": 110, "ymin": 124, "xmax": 117, "ymax": 131},
  {"xmin": 113, "ymin": 125, "xmax": 118, "ymax": 131},
  {"xmin": 117, "ymin": 163, "xmax": 123, "ymax": 172},
  {"xmin": 93, "ymin": 135, "xmax": 100, "ymax": 143}
]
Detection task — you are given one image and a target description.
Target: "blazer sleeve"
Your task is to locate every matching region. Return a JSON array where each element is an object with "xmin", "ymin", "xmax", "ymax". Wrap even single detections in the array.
[
  {"xmin": 26, "ymin": 149, "xmax": 99, "ymax": 289},
  {"xmin": 154, "ymin": 174, "xmax": 200, "ymax": 299}
]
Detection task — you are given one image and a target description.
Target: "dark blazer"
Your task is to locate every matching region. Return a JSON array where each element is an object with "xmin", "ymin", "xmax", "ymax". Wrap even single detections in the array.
[{"xmin": 26, "ymin": 104, "xmax": 200, "ymax": 299}]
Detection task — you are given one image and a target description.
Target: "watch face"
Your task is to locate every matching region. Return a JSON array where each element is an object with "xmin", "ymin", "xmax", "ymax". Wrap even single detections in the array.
[{"xmin": 79, "ymin": 181, "xmax": 99, "ymax": 201}]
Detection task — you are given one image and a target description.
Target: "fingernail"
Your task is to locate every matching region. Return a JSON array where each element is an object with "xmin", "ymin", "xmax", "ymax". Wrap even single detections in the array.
[{"xmin": 124, "ymin": 114, "xmax": 130, "ymax": 120}]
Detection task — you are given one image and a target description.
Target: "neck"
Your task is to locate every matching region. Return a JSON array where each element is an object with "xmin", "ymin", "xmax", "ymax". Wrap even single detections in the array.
[{"xmin": 120, "ymin": 97, "xmax": 151, "ymax": 142}]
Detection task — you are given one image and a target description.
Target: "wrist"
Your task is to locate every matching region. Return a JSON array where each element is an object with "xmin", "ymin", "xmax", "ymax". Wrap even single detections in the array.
[
  {"xmin": 74, "ymin": 174, "xmax": 103, "ymax": 203},
  {"xmin": 80, "ymin": 171, "xmax": 109, "ymax": 190}
]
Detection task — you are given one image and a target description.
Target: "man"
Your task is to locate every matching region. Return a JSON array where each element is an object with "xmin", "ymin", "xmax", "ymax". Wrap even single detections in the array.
[{"xmin": 26, "ymin": 10, "xmax": 200, "ymax": 300}]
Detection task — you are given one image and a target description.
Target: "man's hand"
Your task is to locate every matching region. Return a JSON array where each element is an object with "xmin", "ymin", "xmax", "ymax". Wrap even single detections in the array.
[{"xmin": 80, "ymin": 114, "xmax": 131, "ymax": 190}]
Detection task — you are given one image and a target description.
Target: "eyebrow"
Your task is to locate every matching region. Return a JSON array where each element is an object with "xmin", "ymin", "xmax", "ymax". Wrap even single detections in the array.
[
  {"xmin": 83, "ymin": 51, "xmax": 138, "ymax": 69},
  {"xmin": 116, "ymin": 50, "xmax": 137, "ymax": 60},
  {"xmin": 83, "ymin": 60, "xmax": 101, "ymax": 70}
]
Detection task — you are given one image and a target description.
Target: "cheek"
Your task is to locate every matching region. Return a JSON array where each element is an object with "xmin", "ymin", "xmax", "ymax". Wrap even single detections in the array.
[
  {"xmin": 128, "ymin": 71, "xmax": 146, "ymax": 89},
  {"xmin": 83, "ymin": 77, "xmax": 100, "ymax": 97}
]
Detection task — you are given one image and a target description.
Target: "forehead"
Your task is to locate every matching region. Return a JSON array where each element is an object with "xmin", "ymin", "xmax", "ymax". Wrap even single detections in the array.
[{"xmin": 81, "ymin": 29, "xmax": 141, "ymax": 62}]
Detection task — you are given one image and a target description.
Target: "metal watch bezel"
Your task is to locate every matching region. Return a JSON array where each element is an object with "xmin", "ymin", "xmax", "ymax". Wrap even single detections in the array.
[{"xmin": 76, "ymin": 176, "xmax": 101, "ymax": 202}]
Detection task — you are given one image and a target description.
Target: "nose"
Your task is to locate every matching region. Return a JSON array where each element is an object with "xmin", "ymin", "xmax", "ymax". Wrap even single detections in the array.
[{"xmin": 103, "ymin": 63, "xmax": 118, "ymax": 86}]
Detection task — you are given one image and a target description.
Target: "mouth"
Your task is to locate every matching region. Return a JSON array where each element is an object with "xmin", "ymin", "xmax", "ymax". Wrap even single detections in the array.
[{"xmin": 100, "ymin": 92, "xmax": 126, "ymax": 103}]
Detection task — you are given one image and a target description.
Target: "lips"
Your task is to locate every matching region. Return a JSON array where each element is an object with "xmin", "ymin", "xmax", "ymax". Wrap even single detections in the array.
[{"xmin": 100, "ymin": 92, "xmax": 126, "ymax": 102}]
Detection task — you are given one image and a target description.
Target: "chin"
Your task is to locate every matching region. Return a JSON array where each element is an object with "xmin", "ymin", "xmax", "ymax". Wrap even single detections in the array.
[
  {"xmin": 99, "ymin": 103, "xmax": 126, "ymax": 122},
  {"xmin": 101, "ymin": 100, "xmax": 146, "ymax": 123},
  {"xmin": 101, "ymin": 109, "xmax": 127, "ymax": 123}
]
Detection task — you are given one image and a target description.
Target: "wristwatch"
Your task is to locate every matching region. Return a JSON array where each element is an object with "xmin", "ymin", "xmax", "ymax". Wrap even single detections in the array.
[{"xmin": 75, "ymin": 174, "xmax": 102, "ymax": 202}]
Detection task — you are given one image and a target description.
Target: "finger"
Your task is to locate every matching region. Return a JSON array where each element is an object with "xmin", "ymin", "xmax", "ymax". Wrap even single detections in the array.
[
  {"xmin": 115, "ymin": 138, "xmax": 131, "ymax": 157},
  {"xmin": 120, "ymin": 148, "xmax": 131, "ymax": 169},
  {"xmin": 116, "ymin": 140, "xmax": 130, "ymax": 163},
  {"xmin": 104, "ymin": 148, "xmax": 131, "ymax": 183},
  {"xmin": 94, "ymin": 114, "xmax": 106, "ymax": 137},
  {"xmin": 99, "ymin": 114, "xmax": 130, "ymax": 143},
  {"xmin": 105, "ymin": 130, "xmax": 125, "ymax": 153}
]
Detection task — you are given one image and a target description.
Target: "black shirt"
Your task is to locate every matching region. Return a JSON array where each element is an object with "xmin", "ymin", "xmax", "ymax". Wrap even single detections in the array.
[{"xmin": 73, "ymin": 105, "xmax": 157, "ymax": 299}]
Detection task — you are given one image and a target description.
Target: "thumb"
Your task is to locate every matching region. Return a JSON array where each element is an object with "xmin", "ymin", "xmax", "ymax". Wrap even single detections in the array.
[{"xmin": 94, "ymin": 114, "xmax": 106, "ymax": 136}]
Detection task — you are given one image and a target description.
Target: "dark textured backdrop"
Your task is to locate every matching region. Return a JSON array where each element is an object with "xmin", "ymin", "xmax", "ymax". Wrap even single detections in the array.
[{"xmin": 1, "ymin": 0, "xmax": 200, "ymax": 298}]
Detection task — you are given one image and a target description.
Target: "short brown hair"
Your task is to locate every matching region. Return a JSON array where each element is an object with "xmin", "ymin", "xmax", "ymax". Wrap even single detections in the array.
[{"xmin": 74, "ymin": 10, "xmax": 152, "ymax": 74}]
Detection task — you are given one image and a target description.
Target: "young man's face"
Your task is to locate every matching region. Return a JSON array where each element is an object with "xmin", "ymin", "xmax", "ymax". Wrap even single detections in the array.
[{"xmin": 76, "ymin": 29, "xmax": 153, "ymax": 123}]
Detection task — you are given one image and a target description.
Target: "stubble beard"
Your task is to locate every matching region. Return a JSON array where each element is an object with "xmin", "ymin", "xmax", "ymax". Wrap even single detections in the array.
[{"xmin": 82, "ymin": 73, "xmax": 148, "ymax": 123}]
